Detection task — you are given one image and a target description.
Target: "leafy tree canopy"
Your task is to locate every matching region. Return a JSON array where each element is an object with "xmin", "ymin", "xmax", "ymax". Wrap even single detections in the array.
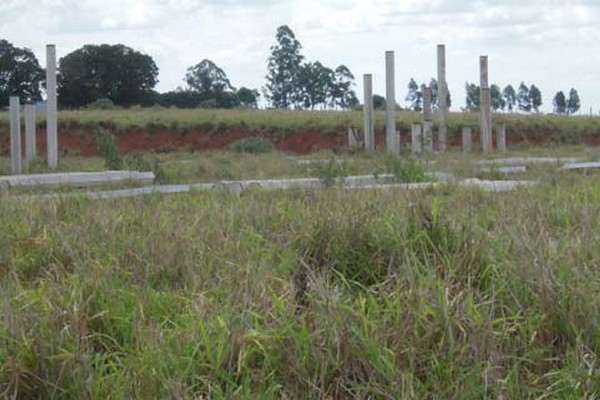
[{"xmin": 0, "ymin": 39, "xmax": 44, "ymax": 107}]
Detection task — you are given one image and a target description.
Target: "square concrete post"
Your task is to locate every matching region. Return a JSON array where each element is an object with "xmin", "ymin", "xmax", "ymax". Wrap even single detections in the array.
[
  {"xmin": 46, "ymin": 44, "xmax": 58, "ymax": 169},
  {"xmin": 385, "ymin": 51, "xmax": 398, "ymax": 153},
  {"xmin": 411, "ymin": 124, "xmax": 422, "ymax": 154},
  {"xmin": 9, "ymin": 96, "xmax": 22, "ymax": 174},
  {"xmin": 25, "ymin": 104, "xmax": 37, "ymax": 165},
  {"xmin": 423, "ymin": 122, "xmax": 434, "ymax": 153},
  {"xmin": 462, "ymin": 127, "xmax": 472, "ymax": 152},
  {"xmin": 437, "ymin": 44, "xmax": 448, "ymax": 151},
  {"xmin": 348, "ymin": 127, "xmax": 359, "ymax": 147},
  {"xmin": 480, "ymin": 56, "xmax": 492, "ymax": 153},
  {"xmin": 481, "ymin": 88, "xmax": 492, "ymax": 153},
  {"xmin": 363, "ymin": 74, "xmax": 374, "ymax": 151},
  {"xmin": 423, "ymin": 86, "xmax": 432, "ymax": 122},
  {"xmin": 497, "ymin": 122, "xmax": 506, "ymax": 153}
]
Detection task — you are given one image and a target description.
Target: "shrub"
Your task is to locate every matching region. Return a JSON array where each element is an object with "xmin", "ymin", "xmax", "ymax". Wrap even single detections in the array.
[
  {"xmin": 86, "ymin": 98, "xmax": 119, "ymax": 110},
  {"xmin": 384, "ymin": 153, "xmax": 427, "ymax": 183},
  {"xmin": 312, "ymin": 156, "xmax": 348, "ymax": 187},
  {"xmin": 229, "ymin": 137, "xmax": 275, "ymax": 154},
  {"xmin": 95, "ymin": 128, "xmax": 122, "ymax": 170}
]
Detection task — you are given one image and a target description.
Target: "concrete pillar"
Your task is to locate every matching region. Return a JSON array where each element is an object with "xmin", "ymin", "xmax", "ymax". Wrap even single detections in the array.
[
  {"xmin": 9, "ymin": 96, "xmax": 22, "ymax": 174},
  {"xmin": 348, "ymin": 127, "xmax": 359, "ymax": 147},
  {"xmin": 423, "ymin": 86, "xmax": 432, "ymax": 122},
  {"xmin": 385, "ymin": 51, "xmax": 400, "ymax": 154},
  {"xmin": 497, "ymin": 122, "xmax": 506, "ymax": 153},
  {"xmin": 462, "ymin": 127, "xmax": 472, "ymax": 152},
  {"xmin": 481, "ymin": 88, "xmax": 492, "ymax": 153},
  {"xmin": 480, "ymin": 56, "xmax": 492, "ymax": 153},
  {"xmin": 46, "ymin": 44, "xmax": 58, "ymax": 169},
  {"xmin": 363, "ymin": 74, "xmax": 374, "ymax": 151},
  {"xmin": 411, "ymin": 124, "xmax": 422, "ymax": 154},
  {"xmin": 385, "ymin": 51, "xmax": 398, "ymax": 153},
  {"xmin": 423, "ymin": 121, "xmax": 434, "ymax": 153},
  {"xmin": 437, "ymin": 44, "xmax": 448, "ymax": 151},
  {"xmin": 25, "ymin": 104, "xmax": 37, "ymax": 165}
]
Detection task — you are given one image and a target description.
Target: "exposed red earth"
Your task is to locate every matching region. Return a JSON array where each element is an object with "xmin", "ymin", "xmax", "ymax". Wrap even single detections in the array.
[{"xmin": 0, "ymin": 127, "xmax": 597, "ymax": 157}]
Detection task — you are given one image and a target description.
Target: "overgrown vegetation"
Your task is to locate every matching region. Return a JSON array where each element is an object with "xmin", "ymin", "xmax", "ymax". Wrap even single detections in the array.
[
  {"xmin": 229, "ymin": 136, "xmax": 274, "ymax": 154},
  {"xmin": 1, "ymin": 168, "xmax": 600, "ymax": 397}
]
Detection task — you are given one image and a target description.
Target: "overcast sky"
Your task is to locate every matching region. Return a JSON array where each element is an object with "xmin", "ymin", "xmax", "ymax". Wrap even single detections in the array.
[{"xmin": 1, "ymin": 0, "xmax": 598, "ymax": 113}]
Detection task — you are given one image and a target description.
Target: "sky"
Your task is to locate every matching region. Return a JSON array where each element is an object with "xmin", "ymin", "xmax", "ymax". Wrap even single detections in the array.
[{"xmin": 1, "ymin": 0, "xmax": 599, "ymax": 113}]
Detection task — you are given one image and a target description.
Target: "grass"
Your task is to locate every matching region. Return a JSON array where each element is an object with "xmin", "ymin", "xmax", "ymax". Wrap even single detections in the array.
[
  {"xmin": 1, "ymin": 108, "xmax": 600, "ymax": 145},
  {"xmin": 1, "ymin": 149, "xmax": 600, "ymax": 397}
]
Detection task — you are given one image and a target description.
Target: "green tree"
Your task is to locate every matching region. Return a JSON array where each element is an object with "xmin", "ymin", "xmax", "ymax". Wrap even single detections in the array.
[
  {"xmin": 567, "ymin": 88, "xmax": 581, "ymax": 115},
  {"xmin": 264, "ymin": 25, "xmax": 304, "ymax": 109},
  {"xmin": 58, "ymin": 44, "xmax": 158, "ymax": 108},
  {"xmin": 529, "ymin": 84, "xmax": 542, "ymax": 112},
  {"xmin": 464, "ymin": 82, "xmax": 480, "ymax": 112},
  {"xmin": 517, "ymin": 82, "xmax": 531, "ymax": 113},
  {"xmin": 185, "ymin": 59, "xmax": 239, "ymax": 108},
  {"xmin": 373, "ymin": 94, "xmax": 386, "ymax": 110},
  {"xmin": 491, "ymin": 84, "xmax": 506, "ymax": 111},
  {"xmin": 502, "ymin": 85, "xmax": 516, "ymax": 112},
  {"xmin": 331, "ymin": 65, "xmax": 358, "ymax": 109},
  {"xmin": 553, "ymin": 91, "xmax": 566, "ymax": 114},
  {"xmin": 0, "ymin": 39, "xmax": 44, "ymax": 107},
  {"xmin": 297, "ymin": 61, "xmax": 334, "ymax": 110},
  {"xmin": 237, "ymin": 87, "xmax": 260, "ymax": 108},
  {"xmin": 405, "ymin": 78, "xmax": 422, "ymax": 111},
  {"xmin": 429, "ymin": 78, "xmax": 451, "ymax": 111}
]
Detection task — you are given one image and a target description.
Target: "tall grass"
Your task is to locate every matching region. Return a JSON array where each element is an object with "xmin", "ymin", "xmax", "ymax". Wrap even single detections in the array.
[{"xmin": 1, "ymin": 169, "xmax": 600, "ymax": 398}]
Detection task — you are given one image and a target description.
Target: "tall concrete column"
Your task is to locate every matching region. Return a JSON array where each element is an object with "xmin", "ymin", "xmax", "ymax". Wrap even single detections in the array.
[
  {"xmin": 437, "ymin": 44, "xmax": 448, "ymax": 151},
  {"xmin": 423, "ymin": 122, "xmax": 433, "ymax": 153},
  {"xmin": 46, "ymin": 44, "xmax": 58, "ymax": 169},
  {"xmin": 423, "ymin": 86, "xmax": 432, "ymax": 122},
  {"xmin": 25, "ymin": 104, "xmax": 37, "ymax": 165},
  {"xmin": 481, "ymin": 88, "xmax": 492, "ymax": 153},
  {"xmin": 363, "ymin": 74, "xmax": 374, "ymax": 151},
  {"xmin": 385, "ymin": 51, "xmax": 398, "ymax": 153},
  {"xmin": 9, "ymin": 96, "xmax": 22, "ymax": 174},
  {"xmin": 480, "ymin": 56, "xmax": 492, "ymax": 153},
  {"xmin": 497, "ymin": 122, "xmax": 506, "ymax": 153},
  {"xmin": 462, "ymin": 127, "xmax": 472, "ymax": 152}
]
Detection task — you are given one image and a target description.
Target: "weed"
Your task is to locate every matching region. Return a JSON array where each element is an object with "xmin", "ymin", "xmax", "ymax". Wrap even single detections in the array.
[{"xmin": 229, "ymin": 137, "xmax": 275, "ymax": 154}]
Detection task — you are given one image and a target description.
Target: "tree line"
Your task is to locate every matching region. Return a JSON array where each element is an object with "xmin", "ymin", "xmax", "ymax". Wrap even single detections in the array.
[{"xmin": 0, "ymin": 30, "xmax": 583, "ymax": 114}]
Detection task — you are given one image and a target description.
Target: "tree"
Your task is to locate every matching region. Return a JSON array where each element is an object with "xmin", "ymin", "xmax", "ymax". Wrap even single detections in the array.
[
  {"xmin": 297, "ymin": 61, "xmax": 334, "ymax": 110},
  {"xmin": 331, "ymin": 65, "xmax": 358, "ymax": 109},
  {"xmin": 529, "ymin": 84, "xmax": 542, "ymax": 112},
  {"xmin": 567, "ymin": 88, "xmax": 581, "ymax": 115},
  {"xmin": 491, "ymin": 84, "xmax": 506, "ymax": 111},
  {"xmin": 237, "ymin": 87, "xmax": 260, "ymax": 108},
  {"xmin": 58, "ymin": 44, "xmax": 158, "ymax": 108},
  {"xmin": 464, "ymin": 82, "xmax": 480, "ymax": 112},
  {"xmin": 373, "ymin": 94, "xmax": 386, "ymax": 110},
  {"xmin": 264, "ymin": 25, "xmax": 304, "ymax": 109},
  {"xmin": 429, "ymin": 78, "xmax": 451, "ymax": 111},
  {"xmin": 0, "ymin": 39, "xmax": 44, "ymax": 107},
  {"xmin": 517, "ymin": 82, "xmax": 531, "ymax": 113},
  {"xmin": 553, "ymin": 91, "xmax": 566, "ymax": 114},
  {"xmin": 185, "ymin": 59, "xmax": 239, "ymax": 108},
  {"xmin": 502, "ymin": 85, "xmax": 516, "ymax": 112},
  {"xmin": 405, "ymin": 78, "xmax": 422, "ymax": 111}
]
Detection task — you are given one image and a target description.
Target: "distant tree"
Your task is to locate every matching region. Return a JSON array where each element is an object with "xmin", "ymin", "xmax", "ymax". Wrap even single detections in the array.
[
  {"xmin": 331, "ymin": 65, "xmax": 358, "ymax": 109},
  {"xmin": 157, "ymin": 89, "xmax": 203, "ymax": 108},
  {"xmin": 373, "ymin": 94, "xmax": 386, "ymax": 110},
  {"xmin": 553, "ymin": 91, "xmax": 567, "ymax": 114},
  {"xmin": 237, "ymin": 87, "xmax": 260, "ymax": 108},
  {"xmin": 58, "ymin": 44, "xmax": 158, "ymax": 108},
  {"xmin": 529, "ymin": 84, "xmax": 542, "ymax": 112},
  {"xmin": 567, "ymin": 88, "xmax": 581, "ymax": 115},
  {"xmin": 0, "ymin": 39, "xmax": 44, "ymax": 107},
  {"xmin": 264, "ymin": 25, "xmax": 304, "ymax": 109},
  {"xmin": 405, "ymin": 78, "xmax": 423, "ymax": 111},
  {"xmin": 297, "ymin": 61, "xmax": 335, "ymax": 110},
  {"xmin": 464, "ymin": 82, "xmax": 480, "ymax": 112},
  {"xmin": 517, "ymin": 82, "xmax": 531, "ymax": 113},
  {"xmin": 491, "ymin": 84, "xmax": 506, "ymax": 111},
  {"xmin": 186, "ymin": 59, "xmax": 234, "ymax": 99},
  {"xmin": 429, "ymin": 78, "xmax": 451, "ymax": 111},
  {"xmin": 502, "ymin": 85, "xmax": 517, "ymax": 112}
]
